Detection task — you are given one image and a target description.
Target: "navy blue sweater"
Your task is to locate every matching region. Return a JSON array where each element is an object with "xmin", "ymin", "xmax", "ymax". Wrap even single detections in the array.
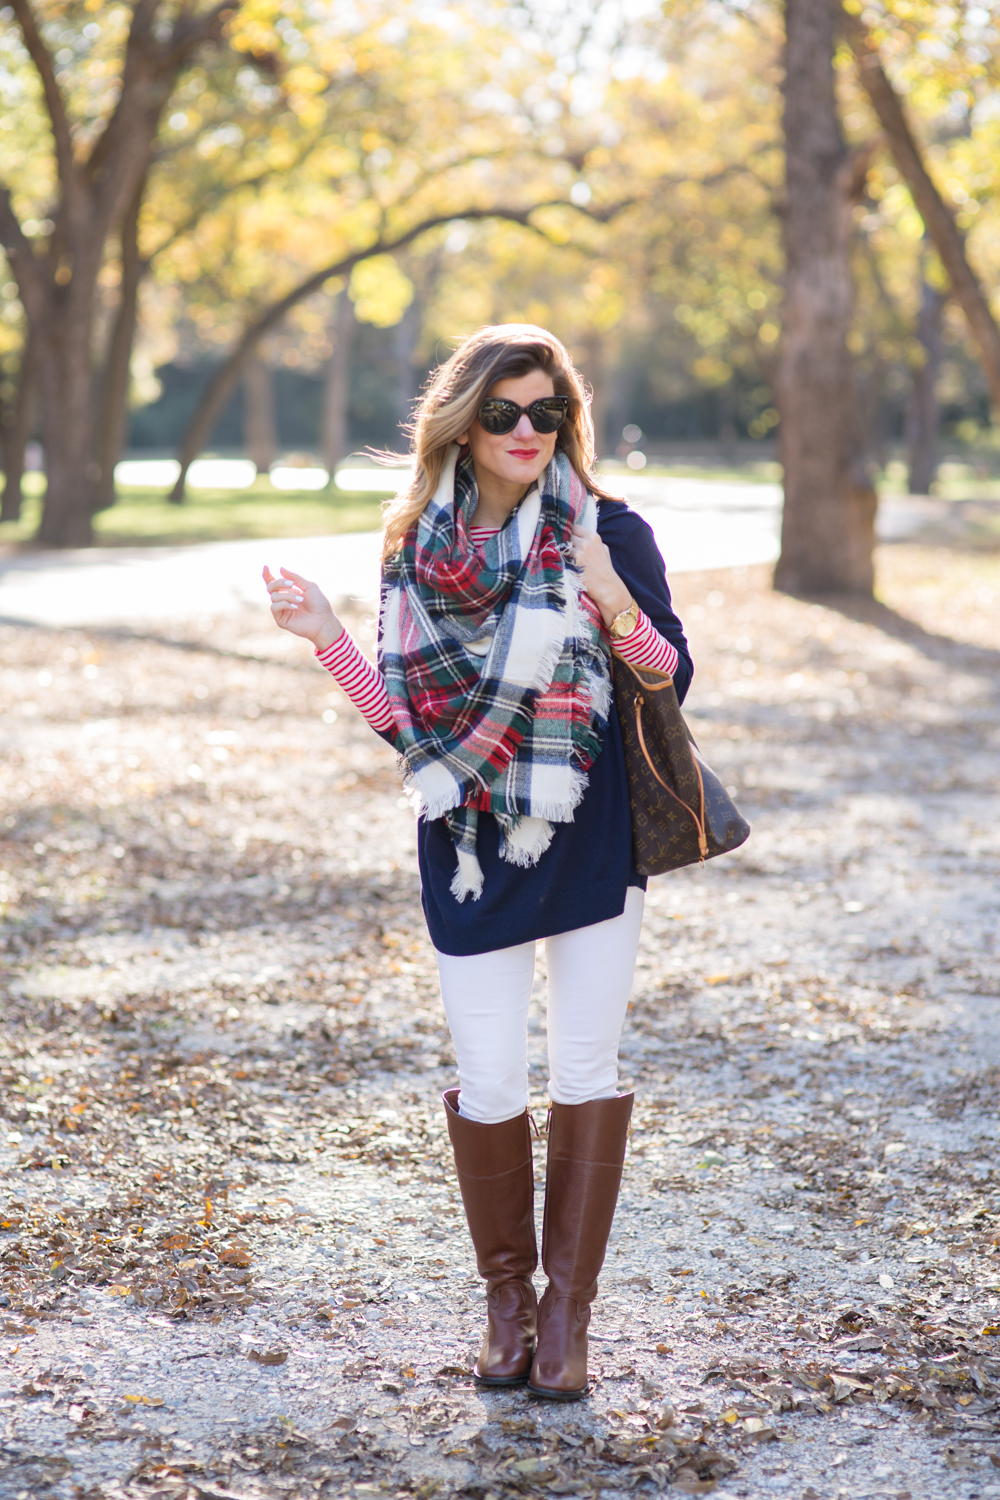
[{"xmin": 400, "ymin": 499, "xmax": 692, "ymax": 956}]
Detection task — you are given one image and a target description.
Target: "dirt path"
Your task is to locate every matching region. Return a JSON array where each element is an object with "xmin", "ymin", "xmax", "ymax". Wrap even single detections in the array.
[{"xmin": 1, "ymin": 544, "xmax": 998, "ymax": 1500}]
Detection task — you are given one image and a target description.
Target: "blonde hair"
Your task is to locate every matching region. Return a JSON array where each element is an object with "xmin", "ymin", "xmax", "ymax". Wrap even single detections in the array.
[{"xmin": 381, "ymin": 323, "xmax": 619, "ymax": 559}]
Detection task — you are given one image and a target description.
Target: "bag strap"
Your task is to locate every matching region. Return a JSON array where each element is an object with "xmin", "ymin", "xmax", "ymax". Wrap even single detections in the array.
[
  {"xmin": 632, "ymin": 691, "xmax": 708, "ymax": 863},
  {"xmin": 612, "ymin": 651, "xmax": 675, "ymax": 692}
]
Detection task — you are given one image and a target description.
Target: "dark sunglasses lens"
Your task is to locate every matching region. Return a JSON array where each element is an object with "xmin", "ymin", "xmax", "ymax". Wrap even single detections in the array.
[
  {"xmin": 528, "ymin": 399, "xmax": 568, "ymax": 433},
  {"xmin": 478, "ymin": 399, "xmax": 519, "ymax": 434}
]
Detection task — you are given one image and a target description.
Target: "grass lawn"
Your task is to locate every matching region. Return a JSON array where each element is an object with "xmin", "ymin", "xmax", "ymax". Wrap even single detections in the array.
[{"xmin": 0, "ymin": 475, "xmax": 387, "ymax": 549}]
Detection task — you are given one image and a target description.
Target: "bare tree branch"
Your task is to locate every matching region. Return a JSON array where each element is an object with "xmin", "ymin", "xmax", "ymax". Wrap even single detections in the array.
[
  {"xmin": 86, "ymin": 0, "xmax": 239, "ymax": 231},
  {"xmin": 0, "ymin": 187, "xmax": 46, "ymax": 318},
  {"xmin": 9, "ymin": 0, "xmax": 82, "ymax": 220},
  {"xmin": 162, "ymin": 0, "xmax": 241, "ymax": 64},
  {"xmin": 843, "ymin": 6, "xmax": 1000, "ymax": 415}
]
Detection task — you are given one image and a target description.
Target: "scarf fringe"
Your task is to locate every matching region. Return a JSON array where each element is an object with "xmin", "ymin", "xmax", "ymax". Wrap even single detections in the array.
[
  {"xmin": 412, "ymin": 765, "xmax": 487, "ymax": 823},
  {"xmin": 586, "ymin": 661, "xmax": 612, "ymax": 723},
  {"xmin": 450, "ymin": 847, "xmax": 485, "ymax": 903},
  {"xmin": 495, "ymin": 765, "xmax": 592, "ymax": 830},
  {"xmin": 564, "ymin": 561, "xmax": 592, "ymax": 643},
  {"xmin": 499, "ymin": 815, "xmax": 554, "ymax": 867},
  {"xmin": 565, "ymin": 558, "xmax": 612, "ymax": 722},
  {"xmin": 521, "ymin": 626, "xmax": 566, "ymax": 701}
]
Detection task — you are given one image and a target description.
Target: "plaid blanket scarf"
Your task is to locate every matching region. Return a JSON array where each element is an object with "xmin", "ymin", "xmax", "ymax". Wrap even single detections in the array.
[{"xmin": 379, "ymin": 443, "xmax": 611, "ymax": 901}]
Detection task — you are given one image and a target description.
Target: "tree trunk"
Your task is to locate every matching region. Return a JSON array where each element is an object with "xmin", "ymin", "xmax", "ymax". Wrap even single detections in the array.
[
  {"xmin": 0, "ymin": 332, "xmax": 38, "ymax": 524},
  {"xmin": 93, "ymin": 182, "xmax": 147, "ymax": 514},
  {"xmin": 578, "ymin": 332, "xmax": 610, "ymax": 459},
  {"xmin": 392, "ymin": 302, "xmax": 419, "ymax": 440},
  {"xmin": 34, "ymin": 297, "xmax": 100, "ymax": 548},
  {"xmin": 844, "ymin": 9, "xmax": 1000, "ymax": 416},
  {"xmin": 906, "ymin": 269, "xmax": 945, "ymax": 495},
  {"xmin": 717, "ymin": 381, "xmax": 737, "ymax": 459},
  {"xmin": 774, "ymin": 0, "xmax": 875, "ymax": 596},
  {"xmin": 605, "ymin": 363, "xmax": 632, "ymax": 460},
  {"xmin": 243, "ymin": 354, "xmax": 277, "ymax": 474},
  {"xmin": 322, "ymin": 292, "xmax": 354, "ymax": 476}
]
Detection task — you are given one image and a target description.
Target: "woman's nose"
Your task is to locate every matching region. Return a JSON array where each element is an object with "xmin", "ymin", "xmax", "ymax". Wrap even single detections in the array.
[{"xmin": 513, "ymin": 413, "xmax": 536, "ymax": 439}]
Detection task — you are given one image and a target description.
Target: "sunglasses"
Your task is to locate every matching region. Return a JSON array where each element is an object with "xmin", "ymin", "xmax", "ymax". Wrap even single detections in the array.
[{"xmin": 477, "ymin": 395, "xmax": 569, "ymax": 436}]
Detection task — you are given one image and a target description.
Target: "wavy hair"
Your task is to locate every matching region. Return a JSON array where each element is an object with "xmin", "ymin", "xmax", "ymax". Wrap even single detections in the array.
[{"xmin": 381, "ymin": 324, "xmax": 619, "ymax": 559}]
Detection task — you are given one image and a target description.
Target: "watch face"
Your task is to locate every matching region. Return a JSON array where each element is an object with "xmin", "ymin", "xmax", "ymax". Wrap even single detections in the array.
[{"xmin": 612, "ymin": 608, "xmax": 638, "ymax": 639}]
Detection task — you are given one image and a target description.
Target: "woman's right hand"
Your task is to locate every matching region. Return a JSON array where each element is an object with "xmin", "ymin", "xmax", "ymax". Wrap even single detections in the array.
[{"xmin": 263, "ymin": 565, "xmax": 343, "ymax": 652}]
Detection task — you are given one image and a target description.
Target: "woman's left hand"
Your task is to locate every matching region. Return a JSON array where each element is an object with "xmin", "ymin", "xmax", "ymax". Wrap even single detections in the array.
[{"xmin": 571, "ymin": 526, "xmax": 632, "ymax": 626}]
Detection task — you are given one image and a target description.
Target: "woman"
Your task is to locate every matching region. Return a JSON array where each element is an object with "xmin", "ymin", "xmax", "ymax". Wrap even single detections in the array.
[{"xmin": 264, "ymin": 325, "xmax": 691, "ymax": 1400}]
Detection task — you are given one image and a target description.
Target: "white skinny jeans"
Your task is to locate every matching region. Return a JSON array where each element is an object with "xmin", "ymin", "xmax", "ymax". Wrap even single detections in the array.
[{"xmin": 436, "ymin": 888, "xmax": 645, "ymax": 1124}]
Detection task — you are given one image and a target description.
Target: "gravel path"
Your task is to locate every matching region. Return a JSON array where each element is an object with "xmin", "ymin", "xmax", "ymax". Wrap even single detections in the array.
[{"xmin": 1, "ymin": 543, "xmax": 998, "ymax": 1500}]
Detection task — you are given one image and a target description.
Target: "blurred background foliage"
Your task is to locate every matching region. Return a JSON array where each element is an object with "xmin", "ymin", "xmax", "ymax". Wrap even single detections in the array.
[{"xmin": 4, "ymin": 0, "xmax": 1000, "ymax": 519}]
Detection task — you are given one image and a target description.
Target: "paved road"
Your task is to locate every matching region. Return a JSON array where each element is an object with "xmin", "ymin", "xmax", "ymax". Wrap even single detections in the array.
[{"xmin": 0, "ymin": 478, "xmax": 936, "ymax": 629}]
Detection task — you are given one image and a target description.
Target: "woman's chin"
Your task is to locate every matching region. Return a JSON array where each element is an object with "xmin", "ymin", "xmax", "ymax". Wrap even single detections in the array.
[{"xmin": 501, "ymin": 457, "xmax": 548, "ymax": 484}]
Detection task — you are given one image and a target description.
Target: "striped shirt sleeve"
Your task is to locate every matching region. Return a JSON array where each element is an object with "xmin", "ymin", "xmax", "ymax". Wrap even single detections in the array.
[
  {"xmin": 611, "ymin": 609, "xmax": 679, "ymax": 677},
  {"xmin": 316, "ymin": 631, "xmax": 396, "ymax": 735}
]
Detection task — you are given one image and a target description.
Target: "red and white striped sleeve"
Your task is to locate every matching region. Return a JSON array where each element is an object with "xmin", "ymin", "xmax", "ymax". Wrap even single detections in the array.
[
  {"xmin": 316, "ymin": 631, "xmax": 396, "ymax": 735},
  {"xmin": 612, "ymin": 609, "xmax": 679, "ymax": 677}
]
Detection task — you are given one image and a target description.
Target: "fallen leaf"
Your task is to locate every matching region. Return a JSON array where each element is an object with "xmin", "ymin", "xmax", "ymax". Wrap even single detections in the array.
[
  {"xmin": 248, "ymin": 1348, "xmax": 288, "ymax": 1366},
  {"xmin": 836, "ymin": 1334, "xmax": 884, "ymax": 1352},
  {"xmin": 696, "ymin": 1151, "xmax": 727, "ymax": 1168},
  {"xmin": 510, "ymin": 1458, "xmax": 556, "ymax": 1479},
  {"xmin": 743, "ymin": 1417, "xmax": 778, "ymax": 1441},
  {"xmin": 219, "ymin": 1245, "xmax": 252, "ymax": 1268},
  {"xmin": 674, "ymin": 1476, "xmax": 718, "ymax": 1496}
]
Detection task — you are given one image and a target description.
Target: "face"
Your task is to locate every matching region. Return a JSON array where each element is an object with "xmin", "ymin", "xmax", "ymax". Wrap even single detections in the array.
[{"xmin": 458, "ymin": 369, "xmax": 561, "ymax": 493}]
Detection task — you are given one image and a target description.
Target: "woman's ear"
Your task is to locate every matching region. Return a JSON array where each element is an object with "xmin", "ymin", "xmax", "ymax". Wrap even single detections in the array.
[{"xmin": 456, "ymin": 430, "xmax": 469, "ymax": 446}]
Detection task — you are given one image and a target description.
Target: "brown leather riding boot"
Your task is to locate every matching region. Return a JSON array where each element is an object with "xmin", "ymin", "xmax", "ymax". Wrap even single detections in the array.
[
  {"xmin": 443, "ymin": 1088, "xmax": 538, "ymax": 1386},
  {"xmin": 527, "ymin": 1093, "xmax": 633, "ymax": 1400}
]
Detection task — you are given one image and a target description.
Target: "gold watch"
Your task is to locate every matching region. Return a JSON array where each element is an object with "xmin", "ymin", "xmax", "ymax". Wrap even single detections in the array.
[{"xmin": 608, "ymin": 597, "xmax": 640, "ymax": 641}]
